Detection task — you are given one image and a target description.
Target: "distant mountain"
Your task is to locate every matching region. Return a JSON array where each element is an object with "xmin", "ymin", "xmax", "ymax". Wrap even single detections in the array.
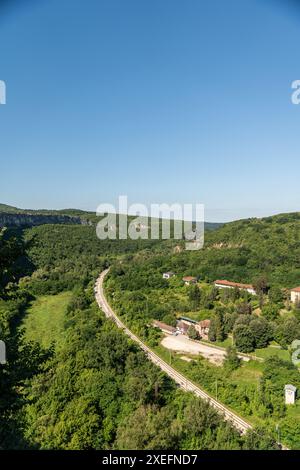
[
  {"xmin": 0, "ymin": 203, "xmax": 91, "ymax": 216},
  {"xmin": 0, "ymin": 203, "xmax": 223, "ymax": 230},
  {"xmin": 0, "ymin": 203, "xmax": 22, "ymax": 213},
  {"xmin": 0, "ymin": 203, "xmax": 92, "ymax": 228}
]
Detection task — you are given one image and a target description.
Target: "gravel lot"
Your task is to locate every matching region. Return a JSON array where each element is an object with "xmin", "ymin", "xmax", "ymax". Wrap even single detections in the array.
[{"xmin": 161, "ymin": 334, "xmax": 249, "ymax": 366}]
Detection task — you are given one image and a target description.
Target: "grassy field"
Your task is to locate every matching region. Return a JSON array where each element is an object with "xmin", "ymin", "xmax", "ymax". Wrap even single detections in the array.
[
  {"xmin": 254, "ymin": 346, "xmax": 290, "ymax": 361},
  {"xmin": 22, "ymin": 291, "xmax": 72, "ymax": 348}
]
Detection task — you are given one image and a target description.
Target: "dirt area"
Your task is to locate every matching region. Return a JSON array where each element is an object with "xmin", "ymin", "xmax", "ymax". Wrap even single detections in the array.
[
  {"xmin": 161, "ymin": 334, "xmax": 249, "ymax": 366},
  {"xmin": 180, "ymin": 356, "xmax": 194, "ymax": 362}
]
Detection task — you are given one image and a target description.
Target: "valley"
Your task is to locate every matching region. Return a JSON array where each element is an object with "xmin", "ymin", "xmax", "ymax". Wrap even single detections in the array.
[{"xmin": 0, "ymin": 207, "xmax": 300, "ymax": 449}]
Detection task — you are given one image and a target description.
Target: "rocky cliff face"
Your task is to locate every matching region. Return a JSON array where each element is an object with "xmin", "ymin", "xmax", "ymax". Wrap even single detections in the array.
[{"xmin": 0, "ymin": 212, "xmax": 90, "ymax": 228}]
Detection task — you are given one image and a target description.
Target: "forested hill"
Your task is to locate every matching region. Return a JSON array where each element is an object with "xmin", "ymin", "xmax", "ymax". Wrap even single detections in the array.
[
  {"xmin": 0, "ymin": 204, "xmax": 92, "ymax": 228},
  {"xmin": 0, "ymin": 203, "xmax": 222, "ymax": 230},
  {"xmin": 164, "ymin": 211, "xmax": 300, "ymax": 288},
  {"xmin": 1, "ymin": 215, "xmax": 264, "ymax": 450},
  {"xmin": 0, "ymin": 212, "xmax": 91, "ymax": 228}
]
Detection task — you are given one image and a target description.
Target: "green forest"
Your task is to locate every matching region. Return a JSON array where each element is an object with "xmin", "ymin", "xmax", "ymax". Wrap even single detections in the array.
[
  {"xmin": 105, "ymin": 212, "xmax": 300, "ymax": 449},
  {"xmin": 1, "ymin": 211, "xmax": 299, "ymax": 449}
]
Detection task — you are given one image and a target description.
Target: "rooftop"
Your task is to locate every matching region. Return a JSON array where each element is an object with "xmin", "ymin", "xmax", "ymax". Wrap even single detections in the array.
[
  {"xmin": 179, "ymin": 316, "xmax": 197, "ymax": 324},
  {"xmin": 285, "ymin": 384, "xmax": 297, "ymax": 392},
  {"xmin": 291, "ymin": 286, "xmax": 300, "ymax": 293},
  {"xmin": 152, "ymin": 320, "xmax": 176, "ymax": 333},
  {"xmin": 199, "ymin": 319, "xmax": 211, "ymax": 328},
  {"xmin": 214, "ymin": 279, "xmax": 254, "ymax": 290}
]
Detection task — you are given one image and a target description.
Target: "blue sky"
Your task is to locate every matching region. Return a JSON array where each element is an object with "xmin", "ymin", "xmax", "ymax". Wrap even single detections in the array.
[{"xmin": 0, "ymin": 0, "xmax": 299, "ymax": 222}]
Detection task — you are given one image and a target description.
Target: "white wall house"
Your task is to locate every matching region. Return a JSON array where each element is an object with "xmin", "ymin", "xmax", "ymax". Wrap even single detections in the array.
[
  {"xmin": 291, "ymin": 287, "xmax": 300, "ymax": 304},
  {"xmin": 182, "ymin": 276, "xmax": 197, "ymax": 285},
  {"xmin": 214, "ymin": 280, "xmax": 256, "ymax": 295},
  {"xmin": 285, "ymin": 384, "xmax": 297, "ymax": 405},
  {"xmin": 163, "ymin": 272, "xmax": 175, "ymax": 279}
]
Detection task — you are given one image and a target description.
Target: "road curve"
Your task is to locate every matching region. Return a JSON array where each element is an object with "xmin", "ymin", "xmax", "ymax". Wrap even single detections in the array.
[{"xmin": 95, "ymin": 269, "xmax": 254, "ymax": 435}]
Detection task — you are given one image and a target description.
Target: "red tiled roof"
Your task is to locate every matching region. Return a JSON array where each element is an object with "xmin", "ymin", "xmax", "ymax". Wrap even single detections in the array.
[
  {"xmin": 199, "ymin": 320, "xmax": 211, "ymax": 328},
  {"xmin": 182, "ymin": 276, "xmax": 197, "ymax": 281},
  {"xmin": 291, "ymin": 286, "xmax": 300, "ymax": 293},
  {"xmin": 152, "ymin": 320, "xmax": 176, "ymax": 333},
  {"xmin": 214, "ymin": 279, "xmax": 254, "ymax": 290},
  {"xmin": 177, "ymin": 320, "xmax": 189, "ymax": 331}
]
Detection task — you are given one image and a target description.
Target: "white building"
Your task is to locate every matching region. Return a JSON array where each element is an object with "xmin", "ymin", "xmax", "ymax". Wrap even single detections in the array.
[
  {"xmin": 162, "ymin": 272, "xmax": 175, "ymax": 279},
  {"xmin": 182, "ymin": 276, "xmax": 197, "ymax": 285},
  {"xmin": 291, "ymin": 287, "xmax": 300, "ymax": 304},
  {"xmin": 214, "ymin": 279, "xmax": 256, "ymax": 295},
  {"xmin": 285, "ymin": 384, "xmax": 297, "ymax": 405}
]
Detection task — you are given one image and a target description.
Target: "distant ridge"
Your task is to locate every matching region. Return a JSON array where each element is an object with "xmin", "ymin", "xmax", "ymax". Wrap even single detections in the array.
[
  {"xmin": 0, "ymin": 203, "xmax": 223, "ymax": 230},
  {"xmin": 0, "ymin": 203, "xmax": 22, "ymax": 213}
]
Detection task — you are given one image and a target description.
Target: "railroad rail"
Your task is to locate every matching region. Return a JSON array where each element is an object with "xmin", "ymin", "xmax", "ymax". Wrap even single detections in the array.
[{"xmin": 95, "ymin": 269, "xmax": 253, "ymax": 434}]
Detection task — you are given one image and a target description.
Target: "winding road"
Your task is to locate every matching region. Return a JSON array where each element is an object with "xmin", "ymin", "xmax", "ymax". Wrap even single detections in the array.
[{"xmin": 95, "ymin": 269, "xmax": 254, "ymax": 435}]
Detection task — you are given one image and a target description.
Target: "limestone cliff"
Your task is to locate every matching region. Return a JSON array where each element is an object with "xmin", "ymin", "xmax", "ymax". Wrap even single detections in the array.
[{"xmin": 0, "ymin": 212, "xmax": 90, "ymax": 228}]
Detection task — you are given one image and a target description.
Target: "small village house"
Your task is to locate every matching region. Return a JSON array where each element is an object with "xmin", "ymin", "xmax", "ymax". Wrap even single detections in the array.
[
  {"xmin": 177, "ymin": 317, "xmax": 196, "ymax": 334},
  {"xmin": 285, "ymin": 384, "xmax": 297, "ymax": 405},
  {"xmin": 291, "ymin": 287, "xmax": 300, "ymax": 304},
  {"xmin": 152, "ymin": 320, "xmax": 176, "ymax": 335},
  {"xmin": 198, "ymin": 319, "xmax": 211, "ymax": 340},
  {"xmin": 214, "ymin": 279, "xmax": 256, "ymax": 295},
  {"xmin": 177, "ymin": 317, "xmax": 210, "ymax": 340},
  {"xmin": 177, "ymin": 320, "xmax": 190, "ymax": 334},
  {"xmin": 162, "ymin": 272, "xmax": 175, "ymax": 279},
  {"xmin": 182, "ymin": 276, "xmax": 197, "ymax": 285}
]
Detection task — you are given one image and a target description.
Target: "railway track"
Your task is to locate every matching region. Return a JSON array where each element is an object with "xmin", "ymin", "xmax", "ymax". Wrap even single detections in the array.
[{"xmin": 95, "ymin": 269, "xmax": 253, "ymax": 435}]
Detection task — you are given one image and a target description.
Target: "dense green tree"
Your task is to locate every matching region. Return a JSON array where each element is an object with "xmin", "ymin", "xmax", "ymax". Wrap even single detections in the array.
[
  {"xmin": 187, "ymin": 325, "xmax": 200, "ymax": 340},
  {"xmin": 208, "ymin": 314, "xmax": 225, "ymax": 342},
  {"xmin": 223, "ymin": 312, "xmax": 238, "ymax": 335},
  {"xmin": 235, "ymin": 301, "xmax": 252, "ymax": 316},
  {"xmin": 261, "ymin": 303, "xmax": 280, "ymax": 321},
  {"xmin": 253, "ymin": 277, "xmax": 269, "ymax": 296},
  {"xmin": 249, "ymin": 317, "xmax": 272, "ymax": 349},
  {"xmin": 268, "ymin": 287, "xmax": 284, "ymax": 306},
  {"xmin": 188, "ymin": 285, "xmax": 201, "ymax": 310},
  {"xmin": 223, "ymin": 346, "xmax": 241, "ymax": 371},
  {"xmin": 162, "ymin": 313, "xmax": 177, "ymax": 327},
  {"xmin": 275, "ymin": 318, "xmax": 300, "ymax": 349},
  {"xmin": 243, "ymin": 428, "xmax": 279, "ymax": 450},
  {"xmin": 233, "ymin": 324, "xmax": 255, "ymax": 353}
]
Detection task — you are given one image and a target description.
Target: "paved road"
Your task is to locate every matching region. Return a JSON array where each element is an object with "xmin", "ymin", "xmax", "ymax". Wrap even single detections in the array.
[{"xmin": 94, "ymin": 269, "xmax": 253, "ymax": 435}]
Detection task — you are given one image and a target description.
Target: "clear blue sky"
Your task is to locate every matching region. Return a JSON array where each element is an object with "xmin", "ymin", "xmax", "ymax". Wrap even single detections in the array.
[{"xmin": 0, "ymin": 0, "xmax": 299, "ymax": 222}]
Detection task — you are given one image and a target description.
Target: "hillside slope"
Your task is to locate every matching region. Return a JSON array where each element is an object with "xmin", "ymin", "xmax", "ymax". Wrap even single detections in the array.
[
  {"xmin": 125, "ymin": 211, "xmax": 300, "ymax": 288},
  {"xmin": 0, "ymin": 203, "xmax": 222, "ymax": 230}
]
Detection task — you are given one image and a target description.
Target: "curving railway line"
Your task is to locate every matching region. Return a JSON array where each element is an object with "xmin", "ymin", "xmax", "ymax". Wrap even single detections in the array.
[{"xmin": 95, "ymin": 269, "xmax": 254, "ymax": 435}]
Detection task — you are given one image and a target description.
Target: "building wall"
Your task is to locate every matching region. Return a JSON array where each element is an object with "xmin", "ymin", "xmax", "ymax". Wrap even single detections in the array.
[
  {"xmin": 215, "ymin": 283, "xmax": 256, "ymax": 295},
  {"xmin": 291, "ymin": 291, "xmax": 300, "ymax": 303},
  {"xmin": 285, "ymin": 390, "xmax": 296, "ymax": 405}
]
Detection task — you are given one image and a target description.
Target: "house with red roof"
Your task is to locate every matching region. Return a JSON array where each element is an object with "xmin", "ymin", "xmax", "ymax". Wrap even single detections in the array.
[
  {"xmin": 291, "ymin": 286, "xmax": 300, "ymax": 304},
  {"xmin": 182, "ymin": 276, "xmax": 197, "ymax": 285},
  {"xmin": 198, "ymin": 319, "xmax": 211, "ymax": 340},
  {"xmin": 214, "ymin": 279, "xmax": 256, "ymax": 295},
  {"xmin": 152, "ymin": 320, "xmax": 176, "ymax": 335}
]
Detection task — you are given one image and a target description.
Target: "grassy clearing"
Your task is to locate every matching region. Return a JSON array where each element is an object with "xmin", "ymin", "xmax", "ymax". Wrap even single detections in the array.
[
  {"xmin": 231, "ymin": 360, "xmax": 263, "ymax": 385},
  {"xmin": 254, "ymin": 346, "xmax": 290, "ymax": 361},
  {"xmin": 22, "ymin": 291, "xmax": 72, "ymax": 348}
]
